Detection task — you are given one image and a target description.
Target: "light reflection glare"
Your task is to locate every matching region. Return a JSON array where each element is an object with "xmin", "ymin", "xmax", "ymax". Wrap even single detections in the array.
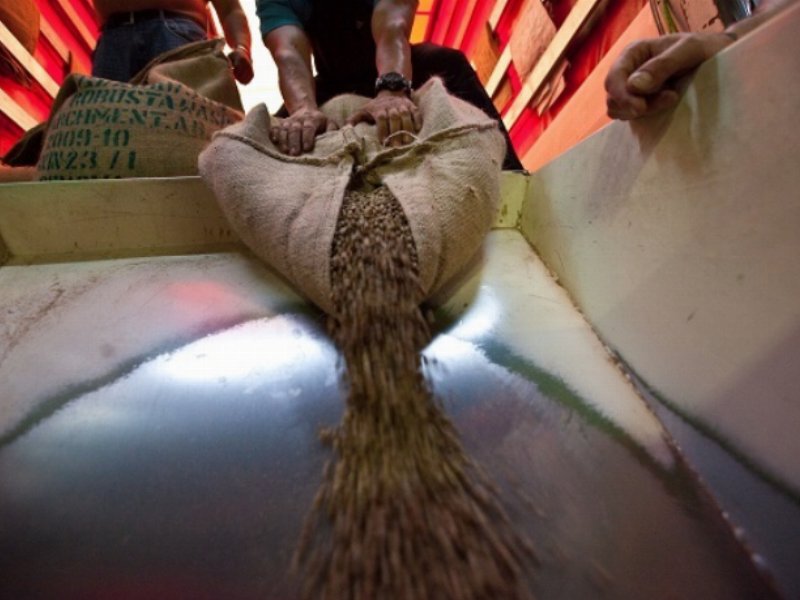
[
  {"xmin": 426, "ymin": 334, "xmax": 475, "ymax": 365},
  {"xmin": 446, "ymin": 286, "xmax": 500, "ymax": 341},
  {"xmin": 156, "ymin": 318, "xmax": 327, "ymax": 383}
]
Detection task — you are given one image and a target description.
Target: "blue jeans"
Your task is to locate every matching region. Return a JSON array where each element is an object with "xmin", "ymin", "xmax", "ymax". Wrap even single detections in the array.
[{"xmin": 92, "ymin": 13, "xmax": 206, "ymax": 82}]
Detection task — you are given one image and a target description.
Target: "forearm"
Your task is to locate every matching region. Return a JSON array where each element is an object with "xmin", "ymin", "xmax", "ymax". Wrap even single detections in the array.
[
  {"xmin": 726, "ymin": 0, "xmax": 797, "ymax": 38},
  {"xmin": 265, "ymin": 27, "xmax": 317, "ymax": 114},
  {"xmin": 275, "ymin": 52, "xmax": 317, "ymax": 113},
  {"xmin": 212, "ymin": 0, "xmax": 251, "ymax": 50},
  {"xmin": 372, "ymin": 0, "xmax": 417, "ymax": 79},
  {"xmin": 219, "ymin": 7, "xmax": 251, "ymax": 51}
]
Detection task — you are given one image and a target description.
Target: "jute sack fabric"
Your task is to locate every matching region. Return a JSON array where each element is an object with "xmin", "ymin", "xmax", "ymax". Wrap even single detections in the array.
[
  {"xmin": 34, "ymin": 40, "xmax": 243, "ymax": 180},
  {"xmin": 199, "ymin": 78, "xmax": 505, "ymax": 315},
  {"xmin": 129, "ymin": 39, "xmax": 244, "ymax": 113}
]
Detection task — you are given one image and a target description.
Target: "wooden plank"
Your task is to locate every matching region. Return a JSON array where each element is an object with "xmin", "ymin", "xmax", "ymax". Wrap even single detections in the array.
[
  {"xmin": 0, "ymin": 22, "xmax": 60, "ymax": 97},
  {"xmin": 488, "ymin": 0, "xmax": 511, "ymax": 29},
  {"xmin": 38, "ymin": 16, "xmax": 71, "ymax": 63},
  {"xmin": 0, "ymin": 172, "xmax": 526, "ymax": 261},
  {"xmin": 448, "ymin": 0, "xmax": 479, "ymax": 48},
  {"xmin": 54, "ymin": 0, "xmax": 96, "ymax": 50},
  {"xmin": 502, "ymin": 0, "xmax": 604, "ymax": 129},
  {"xmin": 485, "ymin": 44, "xmax": 511, "ymax": 96},
  {"xmin": 521, "ymin": 4, "xmax": 657, "ymax": 172},
  {"xmin": 0, "ymin": 88, "xmax": 39, "ymax": 131},
  {"xmin": 430, "ymin": 0, "xmax": 458, "ymax": 45}
]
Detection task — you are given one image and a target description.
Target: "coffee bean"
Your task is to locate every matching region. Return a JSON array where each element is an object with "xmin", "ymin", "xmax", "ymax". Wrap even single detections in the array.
[{"xmin": 295, "ymin": 185, "xmax": 535, "ymax": 599}]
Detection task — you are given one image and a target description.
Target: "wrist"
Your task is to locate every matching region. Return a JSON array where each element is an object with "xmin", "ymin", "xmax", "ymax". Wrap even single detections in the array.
[
  {"xmin": 290, "ymin": 102, "xmax": 318, "ymax": 115},
  {"xmin": 376, "ymin": 89, "xmax": 409, "ymax": 98},
  {"xmin": 375, "ymin": 72, "xmax": 412, "ymax": 96}
]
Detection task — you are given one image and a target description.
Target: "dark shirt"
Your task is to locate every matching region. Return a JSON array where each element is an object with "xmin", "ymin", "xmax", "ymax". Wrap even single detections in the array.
[
  {"xmin": 256, "ymin": 0, "xmax": 380, "ymax": 35},
  {"xmin": 256, "ymin": 0, "xmax": 381, "ymax": 83}
]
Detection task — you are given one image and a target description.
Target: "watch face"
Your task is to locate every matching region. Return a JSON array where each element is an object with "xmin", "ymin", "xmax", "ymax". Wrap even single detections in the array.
[{"xmin": 377, "ymin": 72, "xmax": 410, "ymax": 92}]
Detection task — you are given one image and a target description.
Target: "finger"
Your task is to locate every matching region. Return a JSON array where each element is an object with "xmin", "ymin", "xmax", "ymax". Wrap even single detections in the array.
[
  {"xmin": 387, "ymin": 108, "xmax": 402, "ymax": 146},
  {"xmin": 627, "ymin": 35, "xmax": 710, "ymax": 94},
  {"xmin": 234, "ymin": 58, "xmax": 254, "ymax": 84},
  {"xmin": 606, "ymin": 94, "xmax": 646, "ymax": 120},
  {"xmin": 644, "ymin": 89, "xmax": 680, "ymax": 115},
  {"xmin": 605, "ymin": 39, "xmax": 658, "ymax": 97},
  {"xmin": 288, "ymin": 123, "xmax": 303, "ymax": 156},
  {"xmin": 269, "ymin": 126, "xmax": 280, "ymax": 145},
  {"xmin": 302, "ymin": 122, "xmax": 316, "ymax": 152},
  {"xmin": 376, "ymin": 111, "xmax": 390, "ymax": 143},
  {"xmin": 410, "ymin": 106, "xmax": 422, "ymax": 132},
  {"xmin": 605, "ymin": 39, "xmax": 662, "ymax": 118},
  {"xmin": 278, "ymin": 126, "xmax": 289, "ymax": 154},
  {"xmin": 346, "ymin": 110, "xmax": 374, "ymax": 126},
  {"xmin": 606, "ymin": 104, "xmax": 637, "ymax": 121},
  {"xmin": 400, "ymin": 111, "xmax": 415, "ymax": 145}
]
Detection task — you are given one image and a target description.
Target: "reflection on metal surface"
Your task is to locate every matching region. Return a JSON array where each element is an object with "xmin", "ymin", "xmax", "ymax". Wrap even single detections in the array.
[
  {"xmin": 439, "ymin": 232, "xmax": 674, "ymax": 468},
  {"xmin": 445, "ymin": 284, "xmax": 501, "ymax": 339},
  {"xmin": 0, "ymin": 316, "xmax": 777, "ymax": 599},
  {"xmin": 155, "ymin": 318, "xmax": 332, "ymax": 387},
  {"xmin": 0, "ymin": 232, "xmax": 780, "ymax": 598},
  {"xmin": 0, "ymin": 252, "xmax": 305, "ymax": 443}
]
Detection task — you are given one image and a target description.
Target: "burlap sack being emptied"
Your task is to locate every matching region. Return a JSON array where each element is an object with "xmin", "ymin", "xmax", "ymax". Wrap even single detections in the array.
[{"xmin": 199, "ymin": 78, "xmax": 506, "ymax": 315}]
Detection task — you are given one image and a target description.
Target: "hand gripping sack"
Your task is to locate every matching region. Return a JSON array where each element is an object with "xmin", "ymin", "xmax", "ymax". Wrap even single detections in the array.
[{"xmin": 198, "ymin": 78, "xmax": 505, "ymax": 315}]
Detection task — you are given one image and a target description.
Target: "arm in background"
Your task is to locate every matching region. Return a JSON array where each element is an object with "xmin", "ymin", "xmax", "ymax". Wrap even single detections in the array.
[
  {"xmin": 211, "ymin": 0, "xmax": 254, "ymax": 84},
  {"xmin": 605, "ymin": 0, "xmax": 798, "ymax": 120}
]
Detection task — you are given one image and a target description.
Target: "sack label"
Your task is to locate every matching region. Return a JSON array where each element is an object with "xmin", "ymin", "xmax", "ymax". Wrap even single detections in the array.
[{"xmin": 37, "ymin": 78, "xmax": 241, "ymax": 180}]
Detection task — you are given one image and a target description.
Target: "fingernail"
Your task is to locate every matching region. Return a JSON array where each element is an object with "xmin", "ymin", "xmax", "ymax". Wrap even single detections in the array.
[{"xmin": 629, "ymin": 71, "xmax": 653, "ymax": 92}]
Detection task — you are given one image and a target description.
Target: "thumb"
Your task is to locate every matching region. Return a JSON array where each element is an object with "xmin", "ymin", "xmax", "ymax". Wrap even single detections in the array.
[
  {"xmin": 627, "ymin": 37, "xmax": 709, "ymax": 94},
  {"xmin": 627, "ymin": 69, "xmax": 658, "ymax": 94}
]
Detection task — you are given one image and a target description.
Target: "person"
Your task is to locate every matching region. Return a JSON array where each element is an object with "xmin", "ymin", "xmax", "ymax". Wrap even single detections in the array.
[
  {"xmin": 91, "ymin": 0, "xmax": 254, "ymax": 84},
  {"xmin": 256, "ymin": 0, "xmax": 524, "ymax": 170},
  {"xmin": 605, "ymin": 0, "xmax": 797, "ymax": 120}
]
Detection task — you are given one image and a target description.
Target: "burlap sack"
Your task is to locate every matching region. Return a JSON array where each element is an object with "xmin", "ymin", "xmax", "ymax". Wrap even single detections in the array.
[
  {"xmin": 35, "ymin": 73, "xmax": 242, "ymax": 180},
  {"xmin": 33, "ymin": 39, "xmax": 243, "ymax": 180},
  {"xmin": 129, "ymin": 39, "xmax": 244, "ymax": 112},
  {"xmin": 7, "ymin": 40, "xmax": 241, "ymax": 169},
  {"xmin": 199, "ymin": 78, "xmax": 505, "ymax": 314}
]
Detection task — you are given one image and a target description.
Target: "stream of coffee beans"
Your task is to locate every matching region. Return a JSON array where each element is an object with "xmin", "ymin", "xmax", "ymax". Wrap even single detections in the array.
[{"xmin": 294, "ymin": 185, "xmax": 535, "ymax": 599}]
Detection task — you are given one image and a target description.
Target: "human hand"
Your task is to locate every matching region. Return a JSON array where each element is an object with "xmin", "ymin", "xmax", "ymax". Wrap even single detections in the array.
[
  {"xmin": 228, "ymin": 45, "xmax": 254, "ymax": 84},
  {"xmin": 269, "ymin": 106, "xmax": 339, "ymax": 156},
  {"xmin": 346, "ymin": 91, "xmax": 422, "ymax": 147},
  {"xmin": 605, "ymin": 32, "xmax": 735, "ymax": 120}
]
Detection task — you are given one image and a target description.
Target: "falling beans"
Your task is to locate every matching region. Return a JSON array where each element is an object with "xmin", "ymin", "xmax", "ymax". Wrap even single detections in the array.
[{"xmin": 294, "ymin": 186, "xmax": 536, "ymax": 599}]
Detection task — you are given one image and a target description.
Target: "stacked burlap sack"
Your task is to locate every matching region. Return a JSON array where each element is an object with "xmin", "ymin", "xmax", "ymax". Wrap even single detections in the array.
[
  {"xmin": 3, "ymin": 39, "xmax": 243, "ymax": 180},
  {"xmin": 199, "ymin": 78, "xmax": 505, "ymax": 314}
]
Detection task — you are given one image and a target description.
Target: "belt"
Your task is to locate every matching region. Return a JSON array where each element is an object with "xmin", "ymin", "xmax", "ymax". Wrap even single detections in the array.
[{"xmin": 104, "ymin": 9, "xmax": 199, "ymax": 28}]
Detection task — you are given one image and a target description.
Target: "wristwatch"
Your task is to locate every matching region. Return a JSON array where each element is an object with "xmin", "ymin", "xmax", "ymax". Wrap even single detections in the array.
[{"xmin": 375, "ymin": 72, "xmax": 412, "ymax": 95}]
